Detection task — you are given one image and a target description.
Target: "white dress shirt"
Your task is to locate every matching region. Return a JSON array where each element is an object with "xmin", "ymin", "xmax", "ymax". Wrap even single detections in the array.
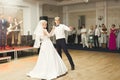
[
  {"xmin": 95, "ymin": 28, "xmax": 100, "ymax": 36},
  {"xmin": 80, "ymin": 28, "xmax": 87, "ymax": 37},
  {"xmin": 52, "ymin": 24, "xmax": 71, "ymax": 40}
]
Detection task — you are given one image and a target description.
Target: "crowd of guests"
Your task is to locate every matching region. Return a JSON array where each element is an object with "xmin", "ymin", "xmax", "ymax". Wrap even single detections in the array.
[{"xmin": 67, "ymin": 24, "xmax": 120, "ymax": 50}]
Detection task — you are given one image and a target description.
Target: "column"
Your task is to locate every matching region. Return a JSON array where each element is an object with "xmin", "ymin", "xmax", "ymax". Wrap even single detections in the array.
[
  {"xmin": 63, "ymin": 6, "xmax": 69, "ymax": 43},
  {"xmin": 104, "ymin": 1, "xmax": 108, "ymax": 27}
]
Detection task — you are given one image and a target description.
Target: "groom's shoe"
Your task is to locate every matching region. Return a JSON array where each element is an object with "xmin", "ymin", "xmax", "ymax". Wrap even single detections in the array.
[{"xmin": 71, "ymin": 66, "xmax": 75, "ymax": 70}]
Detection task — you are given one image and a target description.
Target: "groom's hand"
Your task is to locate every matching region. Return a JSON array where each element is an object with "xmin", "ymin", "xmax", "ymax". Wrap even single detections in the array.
[
  {"xmin": 52, "ymin": 26, "xmax": 55, "ymax": 29},
  {"xmin": 69, "ymin": 26, "xmax": 73, "ymax": 30}
]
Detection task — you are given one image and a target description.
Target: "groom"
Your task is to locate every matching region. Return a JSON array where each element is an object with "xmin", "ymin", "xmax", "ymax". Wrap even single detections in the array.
[{"xmin": 52, "ymin": 16, "xmax": 75, "ymax": 70}]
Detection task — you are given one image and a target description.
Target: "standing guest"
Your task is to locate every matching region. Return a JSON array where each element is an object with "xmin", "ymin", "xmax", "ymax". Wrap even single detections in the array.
[
  {"xmin": 77, "ymin": 28, "xmax": 81, "ymax": 45},
  {"xmin": 0, "ymin": 15, "xmax": 9, "ymax": 49},
  {"xmin": 27, "ymin": 20, "xmax": 68, "ymax": 80},
  {"xmin": 67, "ymin": 29, "xmax": 73, "ymax": 44},
  {"xmin": 12, "ymin": 18, "xmax": 21, "ymax": 46},
  {"xmin": 116, "ymin": 25, "xmax": 120, "ymax": 50},
  {"xmin": 94, "ymin": 25, "xmax": 100, "ymax": 48},
  {"xmin": 68, "ymin": 27, "xmax": 77, "ymax": 44},
  {"xmin": 7, "ymin": 16, "xmax": 13, "ymax": 47},
  {"xmin": 80, "ymin": 24, "xmax": 88, "ymax": 48},
  {"xmin": 51, "ymin": 16, "xmax": 75, "ymax": 70},
  {"xmin": 100, "ymin": 24, "xmax": 107, "ymax": 48},
  {"xmin": 88, "ymin": 25, "xmax": 94, "ymax": 48},
  {"xmin": 108, "ymin": 24, "xmax": 117, "ymax": 50},
  {"xmin": 71, "ymin": 27, "xmax": 77, "ymax": 44},
  {"xmin": 0, "ymin": 18, "xmax": 2, "ymax": 49}
]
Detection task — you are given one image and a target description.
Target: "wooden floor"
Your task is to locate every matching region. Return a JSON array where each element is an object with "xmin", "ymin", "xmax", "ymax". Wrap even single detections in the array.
[{"xmin": 0, "ymin": 50, "xmax": 120, "ymax": 80}]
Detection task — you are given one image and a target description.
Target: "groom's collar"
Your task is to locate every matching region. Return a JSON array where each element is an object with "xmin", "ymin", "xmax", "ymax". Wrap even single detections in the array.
[{"xmin": 56, "ymin": 24, "xmax": 60, "ymax": 27}]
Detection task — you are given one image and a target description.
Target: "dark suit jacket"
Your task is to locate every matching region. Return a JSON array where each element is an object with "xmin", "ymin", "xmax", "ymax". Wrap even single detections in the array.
[
  {"xmin": 0, "ymin": 20, "xmax": 2, "ymax": 39},
  {"xmin": 0, "ymin": 19, "xmax": 9, "ymax": 39}
]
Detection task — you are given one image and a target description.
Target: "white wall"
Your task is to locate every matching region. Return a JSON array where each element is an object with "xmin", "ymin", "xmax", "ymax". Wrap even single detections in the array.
[
  {"xmin": 63, "ymin": 2, "xmax": 96, "ymax": 30},
  {"xmin": 22, "ymin": 0, "xmax": 41, "ymax": 35},
  {"xmin": 43, "ymin": 4, "xmax": 63, "ymax": 19},
  {"xmin": 63, "ymin": 0, "xmax": 120, "ymax": 30},
  {"xmin": 23, "ymin": 7, "xmax": 31, "ymax": 35},
  {"xmin": 69, "ymin": 11, "xmax": 96, "ymax": 29}
]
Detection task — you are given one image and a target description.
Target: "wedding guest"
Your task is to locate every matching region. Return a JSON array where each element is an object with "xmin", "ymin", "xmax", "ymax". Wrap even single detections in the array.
[
  {"xmin": 100, "ymin": 24, "xmax": 107, "ymax": 48},
  {"xmin": 94, "ymin": 25, "xmax": 100, "ymax": 48},
  {"xmin": 0, "ymin": 15, "xmax": 9, "ymax": 49},
  {"xmin": 68, "ymin": 27, "xmax": 77, "ymax": 44},
  {"xmin": 77, "ymin": 27, "xmax": 82, "ymax": 45},
  {"xmin": 108, "ymin": 24, "xmax": 117, "ymax": 50},
  {"xmin": 7, "ymin": 16, "xmax": 13, "ymax": 47},
  {"xmin": 80, "ymin": 24, "xmax": 88, "ymax": 48},
  {"xmin": 116, "ymin": 25, "xmax": 120, "ymax": 50},
  {"xmin": 88, "ymin": 25, "xmax": 94, "ymax": 48},
  {"xmin": 12, "ymin": 18, "xmax": 22, "ymax": 46}
]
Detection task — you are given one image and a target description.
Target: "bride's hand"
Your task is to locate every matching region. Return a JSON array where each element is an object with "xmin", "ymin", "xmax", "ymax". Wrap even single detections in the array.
[{"xmin": 52, "ymin": 26, "xmax": 55, "ymax": 29}]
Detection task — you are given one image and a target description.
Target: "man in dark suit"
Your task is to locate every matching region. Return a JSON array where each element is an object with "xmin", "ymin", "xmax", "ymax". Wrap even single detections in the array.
[
  {"xmin": 52, "ymin": 17, "xmax": 75, "ymax": 70},
  {"xmin": 0, "ymin": 15, "xmax": 9, "ymax": 49},
  {"xmin": 0, "ymin": 19, "xmax": 2, "ymax": 49}
]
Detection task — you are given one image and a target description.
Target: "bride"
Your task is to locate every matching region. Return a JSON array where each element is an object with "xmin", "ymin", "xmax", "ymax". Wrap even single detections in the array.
[{"xmin": 27, "ymin": 20, "xmax": 68, "ymax": 80}]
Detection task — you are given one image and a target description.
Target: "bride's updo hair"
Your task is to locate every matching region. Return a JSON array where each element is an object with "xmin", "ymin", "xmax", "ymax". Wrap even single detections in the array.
[
  {"xmin": 34, "ymin": 20, "xmax": 47, "ymax": 36},
  {"xmin": 40, "ymin": 20, "xmax": 47, "ymax": 24}
]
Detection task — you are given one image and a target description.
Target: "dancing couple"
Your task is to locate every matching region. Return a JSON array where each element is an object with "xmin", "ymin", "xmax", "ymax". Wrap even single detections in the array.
[{"xmin": 27, "ymin": 17, "xmax": 75, "ymax": 80}]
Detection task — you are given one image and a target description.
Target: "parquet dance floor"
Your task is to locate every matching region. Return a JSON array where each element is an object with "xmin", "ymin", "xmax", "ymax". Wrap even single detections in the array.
[{"xmin": 0, "ymin": 50, "xmax": 120, "ymax": 80}]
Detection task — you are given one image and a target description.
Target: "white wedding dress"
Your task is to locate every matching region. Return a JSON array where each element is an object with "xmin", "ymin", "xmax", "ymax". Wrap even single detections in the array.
[{"xmin": 27, "ymin": 34, "xmax": 68, "ymax": 79}]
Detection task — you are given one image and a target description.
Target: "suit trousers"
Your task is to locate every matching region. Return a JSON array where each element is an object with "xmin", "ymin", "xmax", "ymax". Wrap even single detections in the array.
[
  {"xmin": 94, "ymin": 36, "xmax": 99, "ymax": 48},
  {"xmin": 56, "ymin": 38, "xmax": 75, "ymax": 67}
]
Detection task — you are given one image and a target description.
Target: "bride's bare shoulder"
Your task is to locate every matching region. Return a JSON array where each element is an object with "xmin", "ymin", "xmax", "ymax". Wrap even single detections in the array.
[
  {"xmin": 43, "ymin": 29, "xmax": 49, "ymax": 35},
  {"xmin": 43, "ymin": 29, "xmax": 48, "ymax": 32}
]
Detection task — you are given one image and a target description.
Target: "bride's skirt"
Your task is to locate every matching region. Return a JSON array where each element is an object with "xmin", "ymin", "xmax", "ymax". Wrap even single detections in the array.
[{"xmin": 27, "ymin": 39, "xmax": 68, "ymax": 79}]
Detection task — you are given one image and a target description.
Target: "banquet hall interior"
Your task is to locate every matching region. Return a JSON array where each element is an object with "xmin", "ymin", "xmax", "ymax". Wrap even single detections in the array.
[{"xmin": 0, "ymin": 0, "xmax": 120, "ymax": 80}]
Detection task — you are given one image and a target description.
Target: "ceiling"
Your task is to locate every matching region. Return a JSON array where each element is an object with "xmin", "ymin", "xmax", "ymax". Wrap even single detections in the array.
[
  {"xmin": 27, "ymin": 0, "xmax": 118, "ymax": 6},
  {"xmin": 36, "ymin": 0, "xmax": 89, "ymax": 5},
  {"xmin": 55, "ymin": 0, "xmax": 68, "ymax": 1}
]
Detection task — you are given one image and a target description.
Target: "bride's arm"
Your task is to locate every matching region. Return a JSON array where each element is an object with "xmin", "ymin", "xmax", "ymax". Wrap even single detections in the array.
[
  {"xmin": 50, "ymin": 27, "xmax": 55, "ymax": 36},
  {"xmin": 43, "ymin": 28, "xmax": 55, "ymax": 37}
]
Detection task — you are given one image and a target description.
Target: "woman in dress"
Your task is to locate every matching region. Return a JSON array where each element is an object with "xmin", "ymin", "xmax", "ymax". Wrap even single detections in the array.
[
  {"xmin": 116, "ymin": 25, "xmax": 120, "ymax": 50},
  {"xmin": 100, "ymin": 24, "xmax": 107, "ymax": 48},
  {"xmin": 108, "ymin": 24, "xmax": 117, "ymax": 50},
  {"xmin": 27, "ymin": 20, "xmax": 68, "ymax": 80},
  {"xmin": 88, "ymin": 25, "xmax": 94, "ymax": 48}
]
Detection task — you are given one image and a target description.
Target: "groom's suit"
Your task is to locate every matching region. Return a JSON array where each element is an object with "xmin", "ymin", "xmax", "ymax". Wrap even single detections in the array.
[{"xmin": 52, "ymin": 24, "xmax": 75, "ymax": 70}]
